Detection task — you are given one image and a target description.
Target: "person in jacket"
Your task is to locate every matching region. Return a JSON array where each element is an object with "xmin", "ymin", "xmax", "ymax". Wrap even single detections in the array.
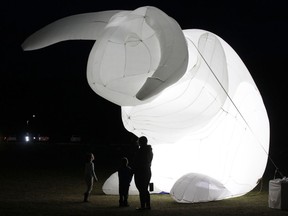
[{"xmin": 133, "ymin": 136, "xmax": 153, "ymax": 210}]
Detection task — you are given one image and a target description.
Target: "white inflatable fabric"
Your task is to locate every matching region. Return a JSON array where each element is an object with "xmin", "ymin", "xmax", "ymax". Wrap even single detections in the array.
[
  {"xmin": 122, "ymin": 29, "xmax": 269, "ymax": 201},
  {"xmin": 22, "ymin": 6, "xmax": 270, "ymax": 203},
  {"xmin": 170, "ymin": 173, "xmax": 231, "ymax": 203}
]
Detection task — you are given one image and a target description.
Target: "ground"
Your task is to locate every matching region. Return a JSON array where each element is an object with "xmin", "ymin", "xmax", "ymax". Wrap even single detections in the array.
[{"xmin": 0, "ymin": 142, "xmax": 287, "ymax": 216}]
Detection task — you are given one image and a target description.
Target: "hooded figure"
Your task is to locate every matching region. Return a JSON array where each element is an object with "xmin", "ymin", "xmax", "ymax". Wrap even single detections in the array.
[{"xmin": 133, "ymin": 136, "xmax": 153, "ymax": 210}]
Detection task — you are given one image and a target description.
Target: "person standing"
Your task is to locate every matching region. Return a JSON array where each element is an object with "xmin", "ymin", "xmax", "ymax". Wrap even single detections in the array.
[
  {"xmin": 133, "ymin": 136, "xmax": 153, "ymax": 210},
  {"xmin": 84, "ymin": 152, "xmax": 98, "ymax": 202},
  {"xmin": 118, "ymin": 157, "xmax": 133, "ymax": 207}
]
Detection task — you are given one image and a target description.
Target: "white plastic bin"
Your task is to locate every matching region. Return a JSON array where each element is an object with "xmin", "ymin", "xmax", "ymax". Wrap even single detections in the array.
[{"xmin": 269, "ymin": 178, "xmax": 288, "ymax": 210}]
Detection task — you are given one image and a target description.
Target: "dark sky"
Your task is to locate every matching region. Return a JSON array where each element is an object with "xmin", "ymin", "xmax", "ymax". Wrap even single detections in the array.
[{"xmin": 1, "ymin": 0, "xmax": 288, "ymax": 152}]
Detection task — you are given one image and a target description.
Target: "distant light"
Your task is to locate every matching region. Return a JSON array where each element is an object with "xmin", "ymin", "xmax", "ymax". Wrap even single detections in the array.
[{"xmin": 25, "ymin": 136, "xmax": 30, "ymax": 142}]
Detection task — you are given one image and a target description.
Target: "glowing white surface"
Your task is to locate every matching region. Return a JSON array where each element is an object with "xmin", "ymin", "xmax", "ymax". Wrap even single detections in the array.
[{"xmin": 22, "ymin": 6, "xmax": 269, "ymax": 203}]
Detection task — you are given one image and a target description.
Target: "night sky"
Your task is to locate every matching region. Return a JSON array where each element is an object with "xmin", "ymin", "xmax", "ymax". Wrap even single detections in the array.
[{"xmin": 1, "ymin": 0, "xmax": 288, "ymax": 158}]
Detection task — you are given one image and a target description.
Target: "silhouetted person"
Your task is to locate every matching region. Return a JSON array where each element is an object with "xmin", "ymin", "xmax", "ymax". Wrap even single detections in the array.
[
  {"xmin": 118, "ymin": 157, "xmax": 133, "ymax": 207},
  {"xmin": 133, "ymin": 136, "xmax": 153, "ymax": 210},
  {"xmin": 84, "ymin": 152, "xmax": 98, "ymax": 202}
]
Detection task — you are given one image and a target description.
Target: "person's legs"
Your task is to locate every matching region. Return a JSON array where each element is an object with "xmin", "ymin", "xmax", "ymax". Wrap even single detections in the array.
[
  {"xmin": 135, "ymin": 173, "xmax": 145, "ymax": 209},
  {"xmin": 119, "ymin": 195, "xmax": 124, "ymax": 206},
  {"xmin": 145, "ymin": 190, "xmax": 151, "ymax": 209},
  {"xmin": 135, "ymin": 169, "xmax": 152, "ymax": 210},
  {"xmin": 123, "ymin": 185, "xmax": 130, "ymax": 206},
  {"xmin": 143, "ymin": 170, "xmax": 151, "ymax": 209},
  {"xmin": 119, "ymin": 185, "xmax": 124, "ymax": 206},
  {"xmin": 84, "ymin": 177, "xmax": 93, "ymax": 202}
]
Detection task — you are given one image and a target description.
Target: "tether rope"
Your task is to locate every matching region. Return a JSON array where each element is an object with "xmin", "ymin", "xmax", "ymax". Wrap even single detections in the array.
[{"xmin": 188, "ymin": 36, "xmax": 285, "ymax": 179}]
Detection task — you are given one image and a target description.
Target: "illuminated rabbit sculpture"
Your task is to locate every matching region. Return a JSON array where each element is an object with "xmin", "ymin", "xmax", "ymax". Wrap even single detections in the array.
[{"xmin": 23, "ymin": 6, "xmax": 269, "ymax": 203}]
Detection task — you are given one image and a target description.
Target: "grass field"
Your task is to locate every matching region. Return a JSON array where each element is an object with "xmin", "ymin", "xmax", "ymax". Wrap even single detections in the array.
[{"xmin": 0, "ymin": 142, "xmax": 287, "ymax": 216}]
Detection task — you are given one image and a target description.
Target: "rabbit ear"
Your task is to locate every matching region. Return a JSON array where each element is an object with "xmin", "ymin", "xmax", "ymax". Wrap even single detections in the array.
[
  {"xmin": 134, "ymin": 7, "xmax": 188, "ymax": 101},
  {"xmin": 21, "ymin": 10, "xmax": 121, "ymax": 51}
]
